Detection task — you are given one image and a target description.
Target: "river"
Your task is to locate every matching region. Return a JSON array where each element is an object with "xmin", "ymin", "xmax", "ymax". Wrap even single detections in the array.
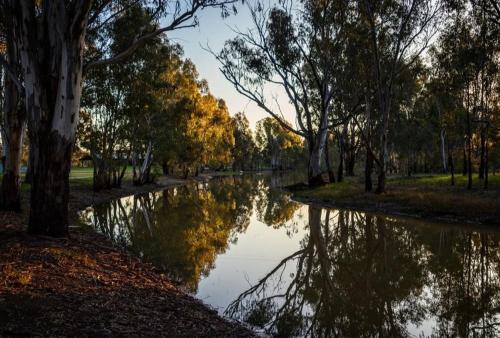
[{"xmin": 79, "ymin": 173, "xmax": 500, "ymax": 337}]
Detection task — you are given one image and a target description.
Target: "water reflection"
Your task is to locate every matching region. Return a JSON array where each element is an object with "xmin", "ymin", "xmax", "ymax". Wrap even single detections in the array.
[
  {"xmin": 80, "ymin": 174, "xmax": 500, "ymax": 337},
  {"xmin": 227, "ymin": 206, "xmax": 500, "ymax": 337}
]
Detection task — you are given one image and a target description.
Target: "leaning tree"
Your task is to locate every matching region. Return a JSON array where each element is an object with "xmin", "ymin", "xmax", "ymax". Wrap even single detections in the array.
[
  {"xmin": 0, "ymin": 0, "xmax": 238, "ymax": 237},
  {"xmin": 214, "ymin": 0, "xmax": 351, "ymax": 186}
]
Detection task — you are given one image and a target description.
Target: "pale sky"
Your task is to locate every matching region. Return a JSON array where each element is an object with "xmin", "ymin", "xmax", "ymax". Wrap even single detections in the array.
[{"xmin": 167, "ymin": 2, "xmax": 294, "ymax": 130}]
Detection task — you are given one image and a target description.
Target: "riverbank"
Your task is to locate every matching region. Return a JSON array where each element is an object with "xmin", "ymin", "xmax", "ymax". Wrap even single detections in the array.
[
  {"xmin": 1, "ymin": 174, "xmax": 256, "ymax": 337},
  {"xmin": 290, "ymin": 174, "xmax": 500, "ymax": 226}
]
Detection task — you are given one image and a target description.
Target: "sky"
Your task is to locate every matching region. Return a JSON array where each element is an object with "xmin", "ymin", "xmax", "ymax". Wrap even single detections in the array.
[{"xmin": 167, "ymin": 2, "xmax": 294, "ymax": 130}]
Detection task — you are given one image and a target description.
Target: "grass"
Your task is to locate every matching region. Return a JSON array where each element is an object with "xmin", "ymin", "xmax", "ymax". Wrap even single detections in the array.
[
  {"xmin": 293, "ymin": 174, "xmax": 500, "ymax": 224},
  {"xmin": 13, "ymin": 166, "xmax": 135, "ymax": 191}
]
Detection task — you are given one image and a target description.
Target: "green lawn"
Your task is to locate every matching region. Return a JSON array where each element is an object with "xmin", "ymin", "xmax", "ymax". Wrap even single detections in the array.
[{"xmin": 11, "ymin": 166, "xmax": 135, "ymax": 191}]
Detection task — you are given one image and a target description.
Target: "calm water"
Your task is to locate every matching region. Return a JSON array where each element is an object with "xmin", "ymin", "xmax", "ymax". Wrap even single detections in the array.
[{"xmin": 79, "ymin": 174, "xmax": 500, "ymax": 337}]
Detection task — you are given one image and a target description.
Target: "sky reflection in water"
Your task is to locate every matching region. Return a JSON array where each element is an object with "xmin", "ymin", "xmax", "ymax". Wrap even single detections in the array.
[{"xmin": 80, "ymin": 174, "xmax": 500, "ymax": 337}]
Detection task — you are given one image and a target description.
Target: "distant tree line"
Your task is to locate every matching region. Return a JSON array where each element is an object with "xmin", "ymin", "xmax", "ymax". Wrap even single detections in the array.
[
  {"xmin": 214, "ymin": 0, "xmax": 499, "ymax": 191},
  {"xmin": 0, "ymin": 0, "xmax": 498, "ymax": 238},
  {"xmin": 0, "ymin": 0, "xmax": 240, "ymax": 237}
]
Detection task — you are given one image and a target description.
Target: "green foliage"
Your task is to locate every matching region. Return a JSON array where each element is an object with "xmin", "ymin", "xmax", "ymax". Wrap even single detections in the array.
[
  {"xmin": 255, "ymin": 118, "xmax": 304, "ymax": 170},
  {"xmin": 231, "ymin": 112, "xmax": 257, "ymax": 171}
]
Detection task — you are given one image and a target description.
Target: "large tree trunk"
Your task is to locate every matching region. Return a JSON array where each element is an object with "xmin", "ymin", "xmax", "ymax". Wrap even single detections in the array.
[
  {"xmin": 307, "ymin": 113, "xmax": 329, "ymax": 187},
  {"xmin": 308, "ymin": 139, "xmax": 325, "ymax": 186},
  {"xmin": 28, "ymin": 136, "xmax": 73, "ymax": 236},
  {"xmin": 12, "ymin": 1, "xmax": 92, "ymax": 236}
]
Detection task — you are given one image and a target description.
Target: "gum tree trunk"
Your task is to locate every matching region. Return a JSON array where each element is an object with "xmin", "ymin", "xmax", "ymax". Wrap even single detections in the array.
[
  {"xmin": 11, "ymin": 1, "xmax": 92, "ymax": 236},
  {"xmin": 307, "ymin": 111, "xmax": 329, "ymax": 187},
  {"xmin": 134, "ymin": 141, "xmax": 153, "ymax": 185}
]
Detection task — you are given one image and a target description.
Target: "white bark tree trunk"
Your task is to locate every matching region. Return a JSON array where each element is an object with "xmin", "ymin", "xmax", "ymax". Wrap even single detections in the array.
[
  {"xmin": 134, "ymin": 141, "xmax": 153, "ymax": 186},
  {"xmin": 10, "ymin": 1, "xmax": 92, "ymax": 236},
  {"xmin": 440, "ymin": 128, "xmax": 447, "ymax": 173},
  {"xmin": 308, "ymin": 109, "xmax": 329, "ymax": 186}
]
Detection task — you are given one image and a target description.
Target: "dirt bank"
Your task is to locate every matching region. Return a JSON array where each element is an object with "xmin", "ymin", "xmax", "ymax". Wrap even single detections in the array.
[{"xmin": 0, "ymin": 175, "xmax": 256, "ymax": 337}]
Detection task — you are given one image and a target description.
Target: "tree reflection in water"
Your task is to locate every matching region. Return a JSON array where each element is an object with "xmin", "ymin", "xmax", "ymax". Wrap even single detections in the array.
[
  {"xmin": 226, "ymin": 206, "xmax": 500, "ymax": 338},
  {"xmin": 80, "ymin": 174, "xmax": 500, "ymax": 337},
  {"xmin": 80, "ymin": 174, "xmax": 299, "ymax": 292}
]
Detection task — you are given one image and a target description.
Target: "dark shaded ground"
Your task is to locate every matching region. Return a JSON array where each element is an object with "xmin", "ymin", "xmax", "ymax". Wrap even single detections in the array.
[{"xmin": 0, "ymin": 176, "xmax": 256, "ymax": 338}]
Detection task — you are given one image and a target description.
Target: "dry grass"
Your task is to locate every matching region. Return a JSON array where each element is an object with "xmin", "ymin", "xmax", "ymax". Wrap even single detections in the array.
[{"xmin": 294, "ymin": 174, "xmax": 500, "ymax": 224}]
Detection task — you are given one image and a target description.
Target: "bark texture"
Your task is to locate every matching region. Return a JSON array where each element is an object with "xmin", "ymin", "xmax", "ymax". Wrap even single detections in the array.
[
  {"xmin": 1, "ymin": 4, "xmax": 26, "ymax": 212},
  {"xmin": 9, "ymin": 1, "xmax": 92, "ymax": 236}
]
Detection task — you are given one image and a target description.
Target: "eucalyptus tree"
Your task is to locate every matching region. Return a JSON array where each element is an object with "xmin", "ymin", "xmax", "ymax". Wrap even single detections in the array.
[
  {"xmin": 359, "ymin": 0, "xmax": 442, "ymax": 193},
  {"xmin": 432, "ymin": 3, "xmax": 499, "ymax": 189},
  {"xmin": 0, "ymin": 0, "xmax": 239, "ymax": 237},
  {"xmin": 214, "ymin": 0, "xmax": 350, "ymax": 186},
  {"xmin": 255, "ymin": 117, "xmax": 303, "ymax": 171},
  {"xmin": 231, "ymin": 112, "xmax": 256, "ymax": 171}
]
